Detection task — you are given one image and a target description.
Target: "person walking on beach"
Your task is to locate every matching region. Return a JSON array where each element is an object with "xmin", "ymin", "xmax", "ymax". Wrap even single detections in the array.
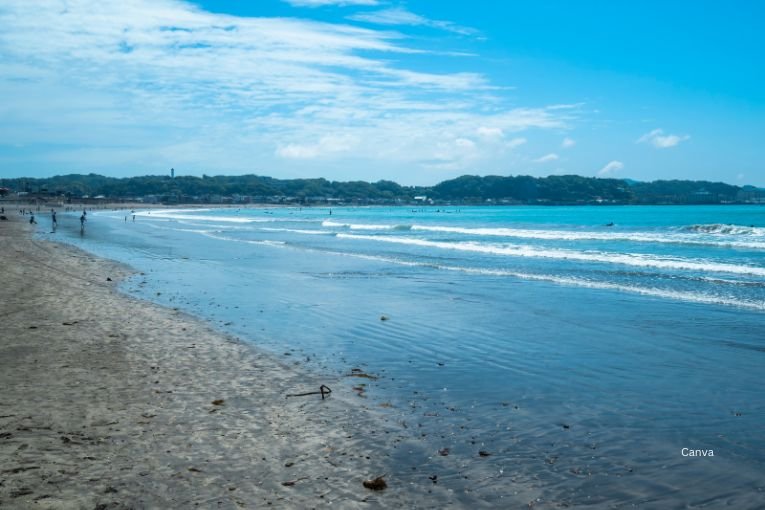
[
  {"xmin": 80, "ymin": 213, "xmax": 86, "ymax": 232},
  {"xmin": 29, "ymin": 214, "xmax": 36, "ymax": 224}
]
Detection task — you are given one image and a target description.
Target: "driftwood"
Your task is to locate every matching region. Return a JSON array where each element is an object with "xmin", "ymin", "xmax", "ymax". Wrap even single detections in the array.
[{"xmin": 286, "ymin": 385, "xmax": 332, "ymax": 400}]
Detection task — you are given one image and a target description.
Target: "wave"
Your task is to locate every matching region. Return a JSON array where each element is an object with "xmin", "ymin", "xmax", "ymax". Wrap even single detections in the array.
[
  {"xmin": 200, "ymin": 231, "xmax": 286, "ymax": 247},
  {"xmin": 680, "ymin": 223, "xmax": 765, "ymax": 235},
  {"xmin": 173, "ymin": 226, "xmax": 764, "ymax": 311},
  {"xmin": 322, "ymin": 220, "xmax": 412, "ymax": 231},
  {"xmin": 136, "ymin": 208, "xmax": 313, "ymax": 225},
  {"xmin": 261, "ymin": 227, "xmax": 336, "ymax": 236},
  {"xmin": 336, "ymin": 234, "xmax": 765, "ymax": 277},
  {"xmin": 332, "ymin": 253, "xmax": 765, "ymax": 312},
  {"xmin": 445, "ymin": 269, "xmax": 765, "ymax": 312},
  {"xmin": 136, "ymin": 210, "xmax": 263, "ymax": 224},
  {"xmin": 410, "ymin": 225, "xmax": 765, "ymax": 249},
  {"xmin": 145, "ymin": 223, "xmax": 212, "ymax": 235},
  {"xmin": 318, "ymin": 220, "xmax": 765, "ymax": 249}
]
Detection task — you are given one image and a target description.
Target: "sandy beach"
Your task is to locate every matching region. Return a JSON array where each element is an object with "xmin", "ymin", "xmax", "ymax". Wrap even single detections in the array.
[{"xmin": 0, "ymin": 215, "xmax": 457, "ymax": 509}]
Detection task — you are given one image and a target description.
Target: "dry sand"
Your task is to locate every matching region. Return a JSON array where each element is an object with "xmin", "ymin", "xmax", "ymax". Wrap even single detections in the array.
[{"xmin": 0, "ymin": 215, "xmax": 459, "ymax": 509}]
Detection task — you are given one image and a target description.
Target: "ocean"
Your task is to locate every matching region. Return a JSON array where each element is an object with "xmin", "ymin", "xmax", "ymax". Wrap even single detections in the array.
[{"xmin": 46, "ymin": 204, "xmax": 765, "ymax": 507}]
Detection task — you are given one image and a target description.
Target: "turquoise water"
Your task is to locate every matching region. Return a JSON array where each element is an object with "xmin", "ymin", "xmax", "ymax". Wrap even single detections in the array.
[{"xmin": 48, "ymin": 205, "xmax": 765, "ymax": 507}]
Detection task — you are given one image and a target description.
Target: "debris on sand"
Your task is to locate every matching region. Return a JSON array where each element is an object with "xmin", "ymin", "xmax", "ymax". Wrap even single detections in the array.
[
  {"xmin": 211, "ymin": 399, "xmax": 225, "ymax": 406},
  {"xmin": 363, "ymin": 476, "xmax": 387, "ymax": 491},
  {"xmin": 346, "ymin": 369, "xmax": 378, "ymax": 380},
  {"xmin": 281, "ymin": 477, "xmax": 309, "ymax": 487},
  {"xmin": 286, "ymin": 385, "xmax": 333, "ymax": 400}
]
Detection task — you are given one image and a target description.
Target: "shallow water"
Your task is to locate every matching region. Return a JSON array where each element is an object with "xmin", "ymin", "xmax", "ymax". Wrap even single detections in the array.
[{"xmin": 45, "ymin": 205, "xmax": 765, "ymax": 507}]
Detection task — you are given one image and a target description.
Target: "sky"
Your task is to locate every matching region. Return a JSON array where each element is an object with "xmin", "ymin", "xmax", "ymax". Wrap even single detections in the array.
[{"xmin": 0, "ymin": 0, "xmax": 763, "ymax": 186}]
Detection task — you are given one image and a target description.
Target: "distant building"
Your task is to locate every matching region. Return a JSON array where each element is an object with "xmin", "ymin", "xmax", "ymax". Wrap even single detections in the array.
[
  {"xmin": 171, "ymin": 168, "xmax": 175, "ymax": 178},
  {"xmin": 688, "ymin": 189, "xmax": 713, "ymax": 203},
  {"xmin": 737, "ymin": 186, "xmax": 765, "ymax": 203}
]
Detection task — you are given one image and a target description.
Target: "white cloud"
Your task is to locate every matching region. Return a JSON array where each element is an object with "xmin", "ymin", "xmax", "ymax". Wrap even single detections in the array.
[
  {"xmin": 561, "ymin": 137, "xmax": 576, "ymax": 148},
  {"xmin": 371, "ymin": 68, "xmax": 489, "ymax": 91},
  {"xmin": 637, "ymin": 128, "xmax": 690, "ymax": 148},
  {"xmin": 0, "ymin": 0, "xmax": 576, "ymax": 183},
  {"xmin": 454, "ymin": 138, "xmax": 475, "ymax": 149},
  {"xmin": 349, "ymin": 7, "xmax": 478, "ymax": 36},
  {"xmin": 598, "ymin": 160, "xmax": 624, "ymax": 176},
  {"xmin": 285, "ymin": 0, "xmax": 379, "ymax": 6},
  {"xmin": 276, "ymin": 135, "xmax": 356, "ymax": 159},
  {"xmin": 506, "ymin": 137, "xmax": 527, "ymax": 149},
  {"xmin": 477, "ymin": 126, "xmax": 504, "ymax": 138},
  {"xmin": 534, "ymin": 153, "xmax": 559, "ymax": 163},
  {"xmin": 546, "ymin": 103, "xmax": 585, "ymax": 110}
]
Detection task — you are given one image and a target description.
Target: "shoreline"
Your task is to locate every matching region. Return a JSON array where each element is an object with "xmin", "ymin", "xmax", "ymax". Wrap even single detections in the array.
[{"xmin": 0, "ymin": 215, "xmax": 460, "ymax": 508}]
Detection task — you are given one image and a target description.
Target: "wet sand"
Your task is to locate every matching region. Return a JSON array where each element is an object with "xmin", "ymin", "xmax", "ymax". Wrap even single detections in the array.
[{"xmin": 0, "ymin": 216, "xmax": 458, "ymax": 508}]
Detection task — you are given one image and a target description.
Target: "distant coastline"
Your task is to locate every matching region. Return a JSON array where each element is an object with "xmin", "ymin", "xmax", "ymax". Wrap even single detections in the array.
[{"xmin": 2, "ymin": 173, "xmax": 764, "ymax": 206}]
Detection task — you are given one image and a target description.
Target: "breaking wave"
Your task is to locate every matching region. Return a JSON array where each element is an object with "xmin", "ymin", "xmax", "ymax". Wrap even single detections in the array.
[
  {"xmin": 680, "ymin": 223, "xmax": 765, "ymax": 235},
  {"xmin": 336, "ymin": 234, "xmax": 765, "ymax": 277}
]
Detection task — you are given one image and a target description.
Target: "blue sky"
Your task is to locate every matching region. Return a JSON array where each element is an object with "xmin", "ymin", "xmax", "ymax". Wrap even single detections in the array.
[{"xmin": 1, "ymin": 0, "xmax": 763, "ymax": 185}]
